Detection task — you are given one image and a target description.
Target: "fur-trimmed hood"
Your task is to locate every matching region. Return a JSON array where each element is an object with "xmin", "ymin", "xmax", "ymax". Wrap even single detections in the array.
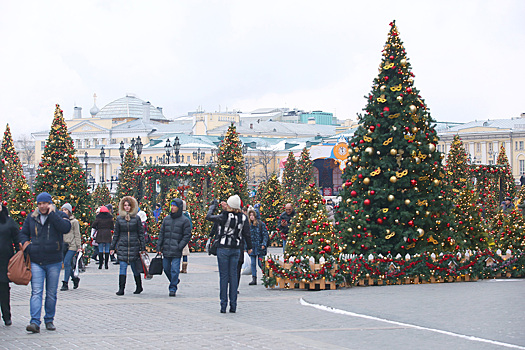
[{"xmin": 119, "ymin": 196, "xmax": 139, "ymax": 219}]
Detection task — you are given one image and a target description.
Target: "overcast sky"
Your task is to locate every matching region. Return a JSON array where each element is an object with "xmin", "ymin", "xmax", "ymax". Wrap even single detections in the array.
[{"xmin": 0, "ymin": 0, "xmax": 523, "ymax": 139}]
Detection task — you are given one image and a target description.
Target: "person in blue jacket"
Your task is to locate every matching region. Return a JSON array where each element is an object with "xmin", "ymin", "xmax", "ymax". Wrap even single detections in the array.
[{"xmin": 19, "ymin": 192, "xmax": 72, "ymax": 333}]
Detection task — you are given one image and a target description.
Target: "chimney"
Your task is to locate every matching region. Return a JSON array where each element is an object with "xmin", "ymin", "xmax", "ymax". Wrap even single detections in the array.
[
  {"xmin": 250, "ymin": 123, "xmax": 253, "ymax": 129},
  {"xmin": 74, "ymin": 106, "xmax": 82, "ymax": 119},
  {"xmin": 157, "ymin": 107, "xmax": 163, "ymax": 115},
  {"xmin": 142, "ymin": 101, "xmax": 151, "ymax": 122}
]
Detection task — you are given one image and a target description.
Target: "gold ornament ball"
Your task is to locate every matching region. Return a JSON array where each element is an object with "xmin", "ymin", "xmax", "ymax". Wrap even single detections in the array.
[
  {"xmin": 428, "ymin": 144, "xmax": 436, "ymax": 152},
  {"xmin": 363, "ymin": 177, "xmax": 371, "ymax": 185},
  {"xmin": 82, "ymin": 213, "xmax": 86, "ymax": 217},
  {"xmin": 413, "ymin": 187, "xmax": 419, "ymax": 192},
  {"xmin": 380, "ymin": 85, "xmax": 386, "ymax": 91},
  {"xmin": 386, "ymin": 229, "xmax": 391, "ymax": 234},
  {"xmin": 405, "ymin": 199, "xmax": 411, "ymax": 205},
  {"xmin": 433, "ymin": 179, "xmax": 440, "ymax": 186},
  {"xmin": 348, "ymin": 148, "xmax": 354, "ymax": 155},
  {"xmin": 397, "ymin": 96, "xmax": 403, "ymax": 102},
  {"xmin": 70, "ymin": 194, "xmax": 75, "ymax": 199},
  {"xmin": 388, "ymin": 195, "xmax": 395, "ymax": 201},
  {"xmin": 346, "ymin": 198, "xmax": 351, "ymax": 203},
  {"xmin": 408, "ymin": 78, "xmax": 414, "ymax": 84},
  {"xmin": 390, "ymin": 149, "xmax": 397, "ymax": 156},
  {"xmin": 60, "ymin": 185, "xmax": 65, "ymax": 189},
  {"xmin": 436, "ymin": 220, "xmax": 441, "ymax": 225},
  {"xmin": 417, "ymin": 228, "xmax": 425, "ymax": 236},
  {"xmin": 352, "ymin": 156, "xmax": 359, "ymax": 163},
  {"xmin": 390, "ymin": 176, "xmax": 397, "ymax": 183},
  {"xmin": 409, "ymin": 105, "xmax": 417, "ymax": 113},
  {"xmin": 400, "ymin": 59, "xmax": 407, "ymax": 66},
  {"xmin": 365, "ymin": 147, "xmax": 374, "ymax": 155},
  {"xmin": 65, "ymin": 167, "xmax": 70, "ymax": 171},
  {"xmin": 414, "ymin": 157, "xmax": 421, "ymax": 164},
  {"xmin": 412, "ymin": 127, "xmax": 418, "ymax": 133},
  {"xmin": 348, "ymin": 228, "xmax": 353, "ymax": 232},
  {"xmin": 357, "ymin": 225, "xmax": 362, "ymax": 230}
]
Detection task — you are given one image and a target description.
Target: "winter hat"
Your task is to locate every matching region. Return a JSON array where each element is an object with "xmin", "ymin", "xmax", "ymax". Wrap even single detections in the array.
[
  {"xmin": 227, "ymin": 195, "xmax": 242, "ymax": 210},
  {"xmin": 505, "ymin": 196, "xmax": 512, "ymax": 201},
  {"xmin": 99, "ymin": 206, "xmax": 109, "ymax": 213},
  {"xmin": 36, "ymin": 192, "xmax": 53, "ymax": 203},
  {"xmin": 61, "ymin": 203, "xmax": 73, "ymax": 213},
  {"xmin": 105, "ymin": 204, "xmax": 113, "ymax": 212}
]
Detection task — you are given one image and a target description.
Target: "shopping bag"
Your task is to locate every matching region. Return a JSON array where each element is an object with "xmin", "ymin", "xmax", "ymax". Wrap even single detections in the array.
[
  {"xmin": 241, "ymin": 252, "xmax": 251, "ymax": 275},
  {"xmin": 7, "ymin": 242, "xmax": 32, "ymax": 285},
  {"xmin": 139, "ymin": 251, "xmax": 153, "ymax": 279},
  {"xmin": 148, "ymin": 253, "xmax": 163, "ymax": 275},
  {"xmin": 72, "ymin": 251, "xmax": 84, "ymax": 278}
]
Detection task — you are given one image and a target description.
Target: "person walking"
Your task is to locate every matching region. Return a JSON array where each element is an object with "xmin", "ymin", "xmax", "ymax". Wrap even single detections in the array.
[
  {"xmin": 277, "ymin": 203, "xmax": 295, "ymax": 253},
  {"xmin": 20, "ymin": 192, "xmax": 72, "ymax": 333},
  {"xmin": 91, "ymin": 206, "xmax": 114, "ymax": 269},
  {"xmin": 156, "ymin": 198, "xmax": 191, "ymax": 296},
  {"xmin": 60, "ymin": 203, "xmax": 82, "ymax": 291},
  {"xmin": 206, "ymin": 195, "xmax": 252, "ymax": 313},
  {"xmin": 110, "ymin": 196, "xmax": 145, "ymax": 296},
  {"xmin": 0, "ymin": 203, "xmax": 19, "ymax": 326},
  {"xmin": 180, "ymin": 200, "xmax": 192, "ymax": 274},
  {"xmin": 247, "ymin": 207, "xmax": 268, "ymax": 286}
]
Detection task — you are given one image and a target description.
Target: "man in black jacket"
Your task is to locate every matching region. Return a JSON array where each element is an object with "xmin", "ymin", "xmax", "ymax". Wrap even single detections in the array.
[
  {"xmin": 157, "ymin": 198, "xmax": 191, "ymax": 297},
  {"xmin": 19, "ymin": 192, "xmax": 71, "ymax": 333},
  {"xmin": 277, "ymin": 203, "xmax": 295, "ymax": 253}
]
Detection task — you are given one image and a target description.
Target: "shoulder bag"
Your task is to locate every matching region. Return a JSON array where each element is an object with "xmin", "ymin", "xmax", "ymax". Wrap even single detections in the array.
[{"xmin": 7, "ymin": 242, "xmax": 32, "ymax": 285}]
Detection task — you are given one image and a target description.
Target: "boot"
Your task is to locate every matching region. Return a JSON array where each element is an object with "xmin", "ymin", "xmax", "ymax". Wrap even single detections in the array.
[
  {"xmin": 133, "ymin": 275, "xmax": 143, "ymax": 294},
  {"xmin": 249, "ymin": 276, "xmax": 257, "ymax": 285},
  {"xmin": 60, "ymin": 281, "xmax": 68, "ymax": 291},
  {"xmin": 72, "ymin": 277, "xmax": 80, "ymax": 289},
  {"xmin": 116, "ymin": 275, "xmax": 126, "ymax": 296},
  {"xmin": 180, "ymin": 262, "xmax": 188, "ymax": 274},
  {"xmin": 104, "ymin": 253, "xmax": 110, "ymax": 269},
  {"xmin": 98, "ymin": 253, "xmax": 104, "ymax": 269}
]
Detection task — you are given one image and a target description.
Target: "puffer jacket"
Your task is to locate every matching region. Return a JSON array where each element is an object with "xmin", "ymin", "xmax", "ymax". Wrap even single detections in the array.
[
  {"xmin": 91, "ymin": 212, "xmax": 114, "ymax": 243},
  {"xmin": 19, "ymin": 205, "xmax": 72, "ymax": 265},
  {"xmin": 110, "ymin": 196, "xmax": 145, "ymax": 263},
  {"xmin": 63, "ymin": 215, "xmax": 82, "ymax": 251},
  {"xmin": 249, "ymin": 220, "xmax": 268, "ymax": 256},
  {"xmin": 157, "ymin": 199, "xmax": 192, "ymax": 258},
  {"xmin": 0, "ymin": 205, "xmax": 19, "ymax": 283}
]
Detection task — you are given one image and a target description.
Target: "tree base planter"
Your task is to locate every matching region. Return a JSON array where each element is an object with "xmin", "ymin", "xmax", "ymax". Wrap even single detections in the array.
[{"xmin": 265, "ymin": 261, "xmax": 340, "ymax": 290}]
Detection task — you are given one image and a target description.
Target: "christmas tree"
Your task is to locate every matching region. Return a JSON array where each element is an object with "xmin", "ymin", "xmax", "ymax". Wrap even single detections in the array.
[
  {"xmin": 115, "ymin": 148, "xmax": 138, "ymax": 200},
  {"xmin": 284, "ymin": 183, "xmax": 344, "ymax": 262},
  {"xmin": 6, "ymin": 178, "xmax": 35, "ymax": 228},
  {"xmin": 185, "ymin": 188, "xmax": 209, "ymax": 251},
  {"xmin": 489, "ymin": 209, "xmax": 525, "ymax": 251},
  {"xmin": 282, "ymin": 151, "xmax": 296, "ymax": 200},
  {"xmin": 92, "ymin": 183, "xmax": 111, "ymax": 208},
  {"xmin": 335, "ymin": 21, "xmax": 457, "ymax": 255},
  {"xmin": 259, "ymin": 173, "xmax": 285, "ymax": 245},
  {"xmin": 292, "ymin": 147, "xmax": 314, "ymax": 199},
  {"xmin": 445, "ymin": 135, "xmax": 471, "ymax": 197},
  {"xmin": 496, "ymin": 144, "xmax": 516, "ymax": 199},
  {"xmin": 0, "ymin": 157, "xmax": 6, "ymax": 202},
  {"xmin": 450, "ymin": 189, "xmax": 489, "ymax": 251},
  {"xmin": 34, "ymin": 105, "xmax": 94, "ymax": 239},
  {"xmin": 1, "ymin": 124, "xmax": 25, "ymax": 200},
  {"xmin": 215, "ymin": 124, "xmax": 248, "ymax": 204}
]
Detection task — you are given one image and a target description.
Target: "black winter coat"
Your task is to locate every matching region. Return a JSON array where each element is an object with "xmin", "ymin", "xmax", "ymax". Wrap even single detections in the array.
[
  {"xmin": 19, "ymin": 206, "xmax": 72, "ymax": 266},
  {"xmin": 0, "ymin": 205, "xmax": 19, "ymax": 283},
  {"xmin": 157, "ymin": 199, "xmax": 192, "ymax": 258},
  {"xmin": 277, "ymin": 209, "xmax": 296, "ymax": 238},
  {"xmin": 111, "ymin": 215, "xmax": 144, "ymax": 263},
  {"xmin": 205, "ymin": 202, "xmax": 252, "ymax": 251},
  {"xmin": 92, "ymin": 212, "xmax": 114, "ymax": 243}
]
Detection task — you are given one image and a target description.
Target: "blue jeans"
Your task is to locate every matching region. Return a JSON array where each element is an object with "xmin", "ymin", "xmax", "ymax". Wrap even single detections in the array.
[
  {"xmin": 98, "ymin": 243, "xmax": 110, "ymax": 253},
  {"xmin": 63, "ymin": 250, "xmax": 76, "ymax": 283},
  {"xmin": 250, "ymin": 255, "xmax": 263, "ymax": 277},
  {"xmin": 119, "ymin": 261, "xmax": 140, "ymax": 276},
  {"xmin": 217, "ymin": 248, "xmax": 240, "ymax": 311},
  {"xmin": 162, "ymin": 257, "xmax": 181, "ymax": 293},
  {"xmin": 30, "ymin": 262, "xmax": 62, "ymax": 326}
]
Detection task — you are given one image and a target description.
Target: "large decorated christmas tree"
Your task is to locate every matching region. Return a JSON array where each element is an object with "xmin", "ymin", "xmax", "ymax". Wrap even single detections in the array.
[
  {"xmin": 496, "ymin": 144, "xmax": 516, "ymax": 199},
  {"xmin": 335, "ymin": 21, "xmax": 458, "ymax": 255},
  {"xmin": 1, "ymin": 124, "xmax": 25, "ymax": 200},
  {"xmin": 292, "ymin": 147, "xmax": 314, "ymax": 199},
  {"xmin": 445, "ymin": 135, "xmax": 471, "ymax": 197},
  {"xmin": 450, "ymin": 188, "xmax": 489, "ymax": 251},
  {"xmin": 285, "ymin": 183, "xmax": 344, "ymax": 262},
  {"xmin": 115, "ymin": 148, "xmax": 138, "ymax": 200},
  {"xmin": 215, "ymin": 124, "xmax": 248, "ymax": 204},
  {"xmin": 34, "ymin": 105, "xmax": 94, "ymax": 239},
  {"xmin": 282, "ymin": 151, "xmax": 296, "ymax": 200},
  {"xmin": 259, "ymin": 173, "xmax": 285, "ymax": 245},
  {"xmin": 185, "ymin": 188, "xmax": 209, "ymax": 251}
]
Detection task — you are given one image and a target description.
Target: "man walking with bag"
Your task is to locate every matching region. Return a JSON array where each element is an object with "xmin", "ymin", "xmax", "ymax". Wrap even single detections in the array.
[{"xmin": 19, "ymin": 192, "xmax": 71, "ymax": 333}]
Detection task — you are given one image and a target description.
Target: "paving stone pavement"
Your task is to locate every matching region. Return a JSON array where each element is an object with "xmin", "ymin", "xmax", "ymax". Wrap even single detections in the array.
[{"xmin": 1, "ymin": 247, "xmax": 524, "ymax": 349}]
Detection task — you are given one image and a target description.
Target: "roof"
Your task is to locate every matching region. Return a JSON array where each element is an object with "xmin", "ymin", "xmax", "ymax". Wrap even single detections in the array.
[
  {"xmin": 96, "ymin": 94, "xmax": 167, "ymax": 121},
  {"xmin": 207, "ymin": 120, "xmax": 336, "ymax": 138},
  {"xmin": 440, "ymin": 117, "xmax": 525, "ymax": 133}
]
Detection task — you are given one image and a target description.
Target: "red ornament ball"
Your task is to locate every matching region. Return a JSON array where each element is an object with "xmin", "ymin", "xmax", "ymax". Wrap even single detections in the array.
[
  {"xmin": 364, "ymin": 199, "xmax": 371, "ymax": 206},
  {"xmin": 408, "ymin": 220, "xmax": 414, "ymax": 227},
  {"xmin": 383, "ymin": 107, "xmax": 390, "ymax": 112},
  {"xmin": 351, "ymin": 191, "xmax": 357, "ymax": 197}
]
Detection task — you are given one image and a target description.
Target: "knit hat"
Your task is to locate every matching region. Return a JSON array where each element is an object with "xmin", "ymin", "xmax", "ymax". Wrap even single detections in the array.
[
  {"xmin": 227, "ymin": 195, "xmax": 241, "ymax": 210},
  {"xmin": 99, "ymin": 206, "xmax": 109, "ymax": 213},
  {"xmin": 105, "ymin": 204, "xmax": 113, "ymax": 212},
  {"xmin": 36, "ymin": 192, "xmax": 53, "ymax": 203},
  {"xmin": 61, "ymin": 203, "xmax": 72, "ymax": 213}
]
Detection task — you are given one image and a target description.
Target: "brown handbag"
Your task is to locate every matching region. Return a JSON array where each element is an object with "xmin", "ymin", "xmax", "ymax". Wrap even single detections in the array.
[{"xmin": 7, "ymin": 242, "xmax": 32, "ymax": 285}]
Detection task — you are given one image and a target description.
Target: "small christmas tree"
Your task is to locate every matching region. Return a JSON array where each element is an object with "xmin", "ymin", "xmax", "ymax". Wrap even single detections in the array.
[
  {"xmin": 185, "ymin": 188, "xmax": 209, "ymax": 251},
  {"xmin": 450, "ymin": 189, "xmax": 489, "ymax": 251},
  {"xmin": 34, "ymin": 105, "xmax": 94, "ymax": 240},
  {"xmin": 489, "ymin": 209, "xmax": 525, "ymax": 251},
  {"xmin": 1, "ymin": 124, "xmax": 25, "ymax": 200},
  {"xmin": 92, "ymin": 183, "xmax": 111, "ymax": 208},
  {"xmin": 215, "ymin": 124, "xmax": 248, "ymax": 204},
  {"xmin": 445, "ymin": 135, "xmax": 471, "ymax": 197},
  {"xmin": 282, "ymin": 151, "xmax": 296, "ymax": 200},
  {"xmin": 285, "ymin": 183, "xmax": 344, "ymax": 263},
  {"xmin": 259, "ymin": 174, "xmax": 285, "ymax": 245},
  {"xmin": 292, "ymin": 147, "xmax": 314, "ymax": 199},
  {"xmin": 497, "ymin": 144, "xmax": 517, "ymax": 199},
  {"xmin": 115, "ymin": 148, "xmax": 138, "ymax": 200}
]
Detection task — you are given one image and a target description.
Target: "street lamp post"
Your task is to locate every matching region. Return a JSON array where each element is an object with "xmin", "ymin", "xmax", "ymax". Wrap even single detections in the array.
[
  {"xmin": 165, "ymin": 138, "xmax": 172, "ymax": 164},
  {"xmin": 119, "ymin": 141, "xmax": 125, "ymax": 163},
  {"xmin": 131, "ymin": 137, "xmax": 136, "ymax": 152},
  {"xmin": 84, "ymin": 152, "xmax": 89, "ymax": 186},
  {"xmin": 173, "ymin": 136, "xmax": 180, "ymax": 163},
  {"xmin": 193, "ymin": 147, "xmax": 205, "ymax": 164},
  {"xmin": 136, "ymin": 136, "xmax": 143, "ymax": 157},
  {"xmin": 100, "ymin": 146, "xmax": 106, "ymax": 183}
]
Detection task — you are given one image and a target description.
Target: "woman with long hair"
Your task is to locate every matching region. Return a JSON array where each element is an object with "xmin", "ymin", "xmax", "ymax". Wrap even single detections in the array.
[
  {"xmin": 247, "ymin": 207, "xmax": 268, "ymax": 286},
  {"xmin": 110, "ymin": 196, "xmax": 145, "ymax": 296},
  {"xmin": 91, "ymin": 205, "xmax": 114, "ymax": 269},
  {"xmin": 206, "ymin": 195, "xmax": 252, "ymax": 313}
]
